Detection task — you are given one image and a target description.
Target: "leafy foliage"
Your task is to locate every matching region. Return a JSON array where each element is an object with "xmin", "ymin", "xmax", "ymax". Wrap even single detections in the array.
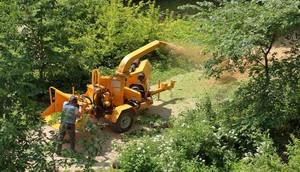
[
  {"xmin": 231, "ymin": 139, "xmax": 285, "ymax": 172},
  {"xmin": 176, "ymin": 1, "xmax": 300, "ymax": 169},
  {"xmin": 0, "ymin": 110, "xmax": 56, "ymax": 171},
  {"xmin": 225, "ymin": 68, "xmax": 300, "ymax": 132},
  {"xmin": 182, "ymin": 0, "xmax": 300, "ymax": 81},
  {"xmin": 1, "ymin": 0, "xmax": 173, "ymax": 97},
  {"xmin": 1, "ymin": 0, "xmax": 300, "ymax": 171},
  {"xmin": 55, "ymin": 118, "xmax": 108, "ymax": 170},
  {"xmin": 79, "ymin": 0, "xmax": 170, "ymax": 68},
  {"xmin": 286, "ymin": 136, "xmax": 300, "ymax": 170},
  {"xmin": 117, "ymin": 99, "xmax": 271, "ymax": 171},
  {"xmin": 0, "ymin": 0, "xmax": 172, "ymax": 171},
  {"xmin": 231, "ymin": 135, "xmax": 300, "ymax": 172}
]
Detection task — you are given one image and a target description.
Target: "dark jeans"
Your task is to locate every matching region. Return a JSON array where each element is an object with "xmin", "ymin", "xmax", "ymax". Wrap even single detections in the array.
[{"xmin": 56, "ymin": 123, "xmax": 76, "ymax": 154}]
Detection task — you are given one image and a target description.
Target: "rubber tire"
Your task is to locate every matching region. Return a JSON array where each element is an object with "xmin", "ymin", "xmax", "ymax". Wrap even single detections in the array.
[{"xmin": 112, "ymin": 111, "xmax": 134, "ymax": 133}]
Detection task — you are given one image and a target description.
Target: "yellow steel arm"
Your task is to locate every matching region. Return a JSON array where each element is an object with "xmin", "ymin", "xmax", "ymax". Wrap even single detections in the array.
[
  {"xmin": 116, "ymin": 40, "xmax": 166, "ymax": 76},
  {"xmin": 149, "ymin": 80, "xmax": 176, "ymax": 96}
]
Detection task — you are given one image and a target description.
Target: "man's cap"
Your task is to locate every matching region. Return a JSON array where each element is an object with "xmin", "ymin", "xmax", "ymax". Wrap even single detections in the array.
[{"xmin": 69, "ymin": 95, "xmax": 78, "ymax": 103}]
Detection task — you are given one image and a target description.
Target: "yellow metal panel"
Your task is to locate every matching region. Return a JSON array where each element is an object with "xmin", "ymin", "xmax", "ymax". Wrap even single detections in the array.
[
  {"xmin": 40, "ymin": 103, "xmax": 55, "ymax": 118},
  {"xmin": 131, "ymin": 60, "xmax": 151, "ymax": 75},
  {"xmin": 44, "ymin": 115, "xmax": 60, "ymax": 130},
  {"xmin": 40, "ymin": 87, "xmax": 71, "ymax": 118},
  {"xmin": 85, "ymin": 84, "xmax": 95, "ymax": 99},
  {"xmin": 111, "ymin": 77, "xmax": 125, "ymax": 106},
  {"xmin": 100, "ymin": 76, "xmax": 112, "ymax": 89},
  {"xmin": 44, "ymin": 115, "xmax": 87, "ymax": 130},
  {"xmin": 124, "ymin": 87, "xmax": 142, "ymax": 102},
  {"xmin": 107, "ymin": 104, "xmax": 133, "ymax": 123},
  {"xmin": 116, "ymin": 40, "xmax": 166, "ymax": 75},
  {"xmin": 41, "ymin": 87, "xmax": 86, "ymax": 130},
  {"xmin": 126, "ymin": 60, "xmax": 151, "ymax": 92}
]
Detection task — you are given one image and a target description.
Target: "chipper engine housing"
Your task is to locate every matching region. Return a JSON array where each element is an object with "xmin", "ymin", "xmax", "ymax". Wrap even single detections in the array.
[{"xmin": 41, "ymin": 40, "xmax": 175, "ymax": 133}]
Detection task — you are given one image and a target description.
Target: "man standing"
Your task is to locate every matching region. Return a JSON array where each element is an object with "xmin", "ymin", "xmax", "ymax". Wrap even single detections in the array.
[{"xmin": 56, "ymin": 95, "xmax": 81, "ymax": 155}]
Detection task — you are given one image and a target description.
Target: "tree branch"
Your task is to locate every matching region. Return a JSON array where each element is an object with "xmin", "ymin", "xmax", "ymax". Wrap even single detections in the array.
[
  {"xmin": 257, "ymin": 60, "xmax": 264, "ymax": 66},
  {"xmin": 265, "ymin": 34, "xmax": 276, "ymax": 56},
  {"xmin": 259, "ymin": 46, "xmax": 266, "ymax": 55}
]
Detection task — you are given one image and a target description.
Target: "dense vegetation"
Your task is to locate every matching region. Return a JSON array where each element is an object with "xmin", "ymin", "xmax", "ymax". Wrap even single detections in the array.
[
  {"xmin": 0, "ymin": 0, "xmax": 299, "ymax": 171},
  {"xmin": 0, "ymin": 0, "xmax": 173, "ymax": 170},
  {"xmin": 118, "ymin": 0, "xmax": 300, "ymax": 171}
]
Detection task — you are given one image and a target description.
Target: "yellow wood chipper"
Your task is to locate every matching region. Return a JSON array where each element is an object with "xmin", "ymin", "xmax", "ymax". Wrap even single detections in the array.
[{"xmin": 40, "ymin": 40, "xmax": 175, "ymax": 132}]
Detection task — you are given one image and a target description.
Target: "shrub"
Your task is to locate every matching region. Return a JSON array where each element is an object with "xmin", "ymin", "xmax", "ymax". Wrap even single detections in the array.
[
  {"xmin": 222, "ymin": 53, "xmax": 300, "ymax": 154},
  {"xmin": 117, "ymin": 99, "xmax": 272, "ymax": 171},
  {"xmin": 77, "ymin": 0, "xmax": 173, "ymax": 69},
  {"xmin": 231, "ymin": 138, "xmax": 285, "ymax": 172},
  {"xmin": 231, "ymin": 136, "xmax": 300, "ymax": 172},
  {"xmin": 286, "ymin": 136, "xmax": 300, "ymax": 171}
]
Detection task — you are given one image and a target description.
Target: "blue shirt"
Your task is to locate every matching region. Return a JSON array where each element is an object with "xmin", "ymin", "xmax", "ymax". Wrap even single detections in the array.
[{"xmin": 60, "ymin": 101, "xmax": 79, "ymax": 124}]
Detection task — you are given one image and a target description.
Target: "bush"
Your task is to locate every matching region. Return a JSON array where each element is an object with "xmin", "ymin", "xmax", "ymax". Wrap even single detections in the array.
[
  {"xmin": 1, "ymin": 0, "xmax": 176, "ymax": 100},
  {"xmin": 117, "ymin": 103, "xmax": 213, "ymax": 171},
  {"xmin": 286, "ymin": 136, "xmax": 300, "ymax": 171},
  {"xmin": 117, "ymin": 98, "xmax": 272, "ymax": 171},
  {"xmin": 222, "ymin": 53, "xmax": 300, "ymax": 153},
  {"xmin": 77, "ymin": 0, "xmax": 174, "ymax": 69},
  {"xmin": 231, "ymin": 136, "xmax": 300, "ymax": 172},
  {"xmin": 0, "ymin": 114, "xmax": 57, "ymax": 171},
  {"xmin": 231, "ymin": 139, "xmax": 285, "ymax": 172}
]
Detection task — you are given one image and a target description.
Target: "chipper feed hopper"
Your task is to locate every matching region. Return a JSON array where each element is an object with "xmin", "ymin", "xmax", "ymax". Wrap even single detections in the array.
[{"xmin": 41, "ymin": 40, "xmax": 175, "ymax": 132}]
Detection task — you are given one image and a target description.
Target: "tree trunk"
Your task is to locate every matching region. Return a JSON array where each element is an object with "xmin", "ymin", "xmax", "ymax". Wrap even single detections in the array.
[
  {"xmin": 264, "ymin": 54, "xmax": 270, "ymax": 83},
  {"xmin": 263, "ymin": 34, "xmax": 275, "ymax": 83}
]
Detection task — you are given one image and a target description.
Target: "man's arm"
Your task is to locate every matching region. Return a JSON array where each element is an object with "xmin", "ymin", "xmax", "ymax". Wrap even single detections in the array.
[{"xmin": 77, "ymin": 106, "xmax": 82, "ymax": 116}]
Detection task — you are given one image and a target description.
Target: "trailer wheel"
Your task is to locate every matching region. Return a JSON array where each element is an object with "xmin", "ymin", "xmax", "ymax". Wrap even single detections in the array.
[{"xmin": 113, "ymin": 110, "xmax": 134, "ymax": 133}]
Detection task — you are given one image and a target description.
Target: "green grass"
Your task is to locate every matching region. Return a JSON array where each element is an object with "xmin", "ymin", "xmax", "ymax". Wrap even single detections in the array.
[{"xmin": 150, "ymin": 43, "xmax": 240, "ymax": 104}]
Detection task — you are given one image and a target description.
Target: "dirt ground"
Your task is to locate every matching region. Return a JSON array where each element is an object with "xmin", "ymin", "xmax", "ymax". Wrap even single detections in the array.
[
  {"xmin": 43, "ymin": 93, "xmax": 196, "ymax": 170},
  {"xmin": 43, "ymin": 101, "xmax": 185, "ymax": 171}
]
